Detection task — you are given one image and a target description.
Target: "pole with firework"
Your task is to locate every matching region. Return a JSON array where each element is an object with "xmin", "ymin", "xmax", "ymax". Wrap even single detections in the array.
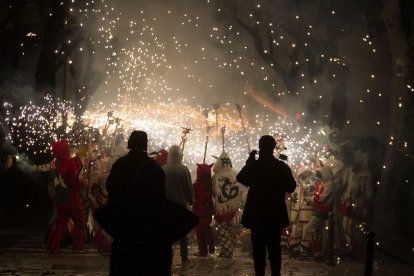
[
  {"xmin": 213, "ymin": 103, "xmax": 220, "ymax": 136},
  {"xmin": 220, "ymin": 125, "xmax": 226, "ymax": 153},
  {"xmin": 235, "ymin": 104, "xmax": 251, "ymax": 153},
  {"xmin": 179, "ymin": 127, "xmax": 192, "ymax": 154},
  {"xmin": 202, "ymin": 109, "xmax": 213, "ymax": 164}
]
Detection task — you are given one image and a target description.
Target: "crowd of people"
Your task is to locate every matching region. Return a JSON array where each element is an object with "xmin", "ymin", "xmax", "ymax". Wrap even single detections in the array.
[{"xmin": 1, "ymin": 125, "xmax": 383, "ymax": 276}]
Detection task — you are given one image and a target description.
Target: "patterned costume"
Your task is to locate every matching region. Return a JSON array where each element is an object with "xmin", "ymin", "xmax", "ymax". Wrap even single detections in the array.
[
  {"xmin": 86, "ymin": 152, "xmax": 113, "ymax": 252},
  {"xmin": 288, "ymin": 167, "xmax": 316, "ymax": 257},
  {"xmin": 193, "ymin": 163, "xmax": 215, "ymax": 256},
  {"xmin": 46, "ymin": 140, "xmax": 84, "ymax": 253},
  {"xmin": 318, "ymin": 126, "xmax": 345, "ymax": 255},
  {"xmin": 304, "ymin": 166, "xmax": 335, "ymax": 259},
  {"xmin": 212, "ymin": 152, "xmax": 242, "ymax": 258},
  {"xmin": 321, "ymin": 126, "xmax": 345, "ymax": 176},
  {"xmin": 339, "ymin": 150, "xmax": 374, "ymax": 253}
]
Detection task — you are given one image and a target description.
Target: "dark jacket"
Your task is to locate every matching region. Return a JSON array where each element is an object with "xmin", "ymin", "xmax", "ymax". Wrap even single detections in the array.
[
  {"xmin": 236, "ymin": 154, "xmax": 296, "ymax": 229},
  {"xmin": 104, "ymin": 149, "xmax": 172, "ymax": 276},
  {"xmin": 106, "ymin": 149, "xmax": 166, "ymax": 202}
]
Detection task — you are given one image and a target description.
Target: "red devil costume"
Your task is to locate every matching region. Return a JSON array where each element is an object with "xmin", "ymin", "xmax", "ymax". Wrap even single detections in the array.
[
  {"xmin": 154, "ymin": 148, "xmax": 169, "ymax": 167},
  {"xmin": 46, "ymin": 140, "xmax": 84, "ymax": 252},
  {"xmin": 192, "ymin": 163, "xmax": 215, "ymax": 256}
]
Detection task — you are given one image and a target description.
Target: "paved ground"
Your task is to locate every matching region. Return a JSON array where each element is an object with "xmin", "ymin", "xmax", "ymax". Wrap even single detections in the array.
[{"xmin": 0, "ymin": 230, "xmax": 413, "ymax": 276}]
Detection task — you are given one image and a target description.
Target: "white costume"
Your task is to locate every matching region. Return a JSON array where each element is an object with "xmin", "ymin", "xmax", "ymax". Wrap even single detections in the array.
[
  {"xmin": 340, "ymin": 150, "xmax": 374, "ymax": 253},
  {"xmin": 288, "ymin": 167, "xmax": 316, "ymax": 256},
  {"xmin": 212, "ymin": 151, "xmax": 242, "ymax": 258}
]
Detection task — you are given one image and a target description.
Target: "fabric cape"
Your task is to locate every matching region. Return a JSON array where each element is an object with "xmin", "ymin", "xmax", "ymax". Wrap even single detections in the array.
[{"xmin": 94, "ymin": 191, "xmax": 198, "ymax": 244}]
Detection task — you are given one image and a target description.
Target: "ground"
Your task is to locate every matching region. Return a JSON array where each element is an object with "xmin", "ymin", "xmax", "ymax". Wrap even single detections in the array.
[
  {"xmin": 0, "ymin": 228, "xmax": 413, "ymax": 276},
  {"xmin": 0, "ymin": 206, "xmax": 413, "ymax": 275}
]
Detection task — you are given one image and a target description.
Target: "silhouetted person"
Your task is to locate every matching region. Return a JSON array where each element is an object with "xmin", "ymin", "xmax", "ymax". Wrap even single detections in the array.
[
  {"xmin": 105, "ymin": 130, "xmax": 170, "ymax": 275},
  {"xmin": 237, "ymin": 135, "xmax": 296, "ymax": 276},
  {"xmin": 0, "ymin": 143, "xmax": 17, "ymax": 221},
  {"xmin": 106, "ymin": 130, "xmax": 164, "ymax": 202}
]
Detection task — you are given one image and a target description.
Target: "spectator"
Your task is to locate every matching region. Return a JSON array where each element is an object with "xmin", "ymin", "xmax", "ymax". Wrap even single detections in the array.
[
  {"xmin": 106, "ymin": 130, "xmax": 165, "ymax": 203},
  {"xmin": 237, "ymin": 135, "xmax": 296, "ymax": 276},
  {"xmin": 105, "ymin": 130, "xmax": 170, "ymax": 275}
]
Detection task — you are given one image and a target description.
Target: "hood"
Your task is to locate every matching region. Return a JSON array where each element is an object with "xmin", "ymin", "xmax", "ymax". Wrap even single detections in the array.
[
  {"xmin": 167, "ymin": 145, "xmax": 183, "ymax": 165},
  {"xmin": 52, "ymin": 140, "xmax": 71, "ymax": 159},
  {"xmin": 155, "ymin": 148, "xmax": 169, "ymax": 167},
  {"xmin": 212, "ymin": 151, "xmax": 233, "ymax": 173},
  {"xmin": 196, "ymin": 163, "xmax": 214, "ymax": 182}
]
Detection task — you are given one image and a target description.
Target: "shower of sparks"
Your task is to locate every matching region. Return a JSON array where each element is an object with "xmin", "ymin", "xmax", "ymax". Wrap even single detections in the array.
[
  {"xmin": 3, "ymin": 95, "xmax": 75, "ymax": 156},
  {"xmin": 4, "ymin": 95, "xmax": 325, "ymax": 174},
  {"xmin": 5, "ymin": 0, "xmax": 407, "ymax": 170}
]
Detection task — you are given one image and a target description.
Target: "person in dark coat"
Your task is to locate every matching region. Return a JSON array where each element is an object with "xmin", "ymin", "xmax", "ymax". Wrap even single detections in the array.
[
  {"xmin": 237, "ymin": 135, "xmax": 296, "ymax": 276},
  {"xmin": 105, "ymin": 130, "xmax": 171, "ymax": 276},
  {"xmin": 106, "ymin": 130, "xmax": 166, "ymax": 203}
]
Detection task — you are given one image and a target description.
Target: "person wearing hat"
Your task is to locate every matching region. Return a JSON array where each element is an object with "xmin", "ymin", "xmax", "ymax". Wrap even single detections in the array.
[{"xmin": 237, "ymin": 135, "xmax": 296, "ymax": 276}]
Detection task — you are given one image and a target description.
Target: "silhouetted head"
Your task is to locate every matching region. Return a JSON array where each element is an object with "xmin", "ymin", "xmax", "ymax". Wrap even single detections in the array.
[
  {"xmin": 259, "ymin": 135, "xmax": 276, "ymax": 155},
  {"xmin": 127, "ymin": 130, "xmax": 148, "ymax": 152}
]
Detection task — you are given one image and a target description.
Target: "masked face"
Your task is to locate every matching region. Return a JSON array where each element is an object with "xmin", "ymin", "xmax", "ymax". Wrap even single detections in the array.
[{"xmin": 212, "ymin": 152, "xmax": 233, "ymax": 173}]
